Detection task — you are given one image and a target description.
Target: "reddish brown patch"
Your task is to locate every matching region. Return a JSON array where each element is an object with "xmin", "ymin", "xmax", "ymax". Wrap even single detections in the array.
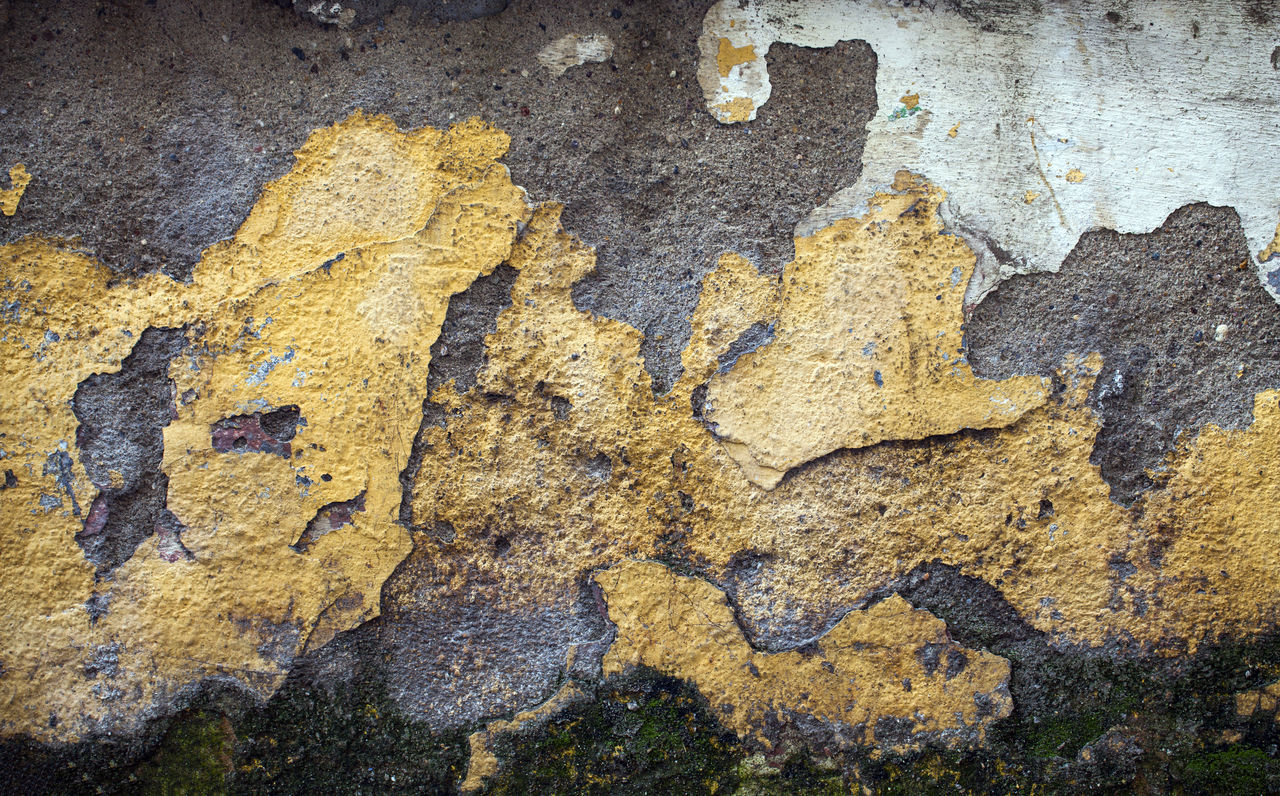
[
  {"xmin": 291, "ymin": 492, "xmax": 366, "ymax": 553},
  {"xmin": 210, "ymin": 405, "xmax": 300, "ymax": 458}
]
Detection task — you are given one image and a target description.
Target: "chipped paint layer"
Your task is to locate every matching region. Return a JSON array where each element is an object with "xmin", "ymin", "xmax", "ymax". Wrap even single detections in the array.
[
  {"xmin": 595, "ymin": 559, "xmax": 1011, "ymax": 753},
  {"xmin": 697, "ymin": 0, "xmax": 1280, "ymax": 304},
  {"xmin": 408, "ymin": 188, "xmax": 1280, "ymax": 748},
  {"xmin": 705, "ymin": 172, "xmax": 1047, "ymax": 486},
  {"xmin": 0, "ymin": 112, "xmax": 529, "ymax": 741},
  {"xmin": 1, "ymin": 163, "xmax": 30, "ymax": 216},
  {"xmin": 1237, "ymin": 682, "xmax": 1280, "ymax": 722},
  {"xmin": 537, "ymin": 33, "xmax": 614, "ymax": 77},
  {"xmin": 6, "ymin": 106, "xmax": 1280, "ymax": 767}
]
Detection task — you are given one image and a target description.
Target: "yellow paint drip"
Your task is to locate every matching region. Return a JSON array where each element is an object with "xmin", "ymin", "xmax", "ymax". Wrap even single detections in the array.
[
  {"xmin": 1, "ymin": 164, "xmax": 31, "ymax": 216},
  {"xmin": 0, "ymin": 112, "xmax": 529, "ymax": 741},
  {"xmin": 595, "ymin": 559, "xmax": 1011, "ymax": 753}
]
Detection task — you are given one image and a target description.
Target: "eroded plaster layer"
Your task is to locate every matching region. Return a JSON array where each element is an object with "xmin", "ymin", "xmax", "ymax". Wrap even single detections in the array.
[
  {"xmin": 705, "ymin": 171, "xmax": 1047, "ymax": 485},
  {"xmin": 406, "ymin": 187, "xmax": 1280, "ymax": 757},
  {"xmin": 697, "ymin": 0, "xmax": 1280, "ymax": 305},
  {"xmin": 595, "ymin": 559, "xmax": 1012, "ymax": 753},
  {"xmin": 0, "ymin": 112, "xmax": 529, "ymax": 741}
]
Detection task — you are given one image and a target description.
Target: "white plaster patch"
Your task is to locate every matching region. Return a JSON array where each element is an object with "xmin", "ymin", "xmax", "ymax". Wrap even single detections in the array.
[
  {"xmin": 537, "ymin": 33, "xmax": 615, "ymax": 78},
  {"xmin": 697, "ymin": 0, "xmax": 1280, "ymax": 305}
]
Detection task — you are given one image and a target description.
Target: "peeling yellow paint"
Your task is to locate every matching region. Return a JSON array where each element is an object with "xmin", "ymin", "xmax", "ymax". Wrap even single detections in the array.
[
  {"xmin": 1236, "ymin": 682, "xmax": 1280, "ymax": 721},
  {"xmin": 948, "ymin": 122, "xmax": 961, "ymax": 138},
  {"xmin": 716, "ymin": 37, "xmax": 756, "ymax": 77},
  {"xmin": 595, "ymin": 559, "xmax": 1011, "ymax": 753},
  {"xmin": 1065, "ymin": 168, "xmax": 1085, "ymax": 183},
  {"xmin": 7, "ymin": 110, "xmax": 1280, "ymax": 753},
  {"xmin": 1, "ymin": 164, "xmax": 31, "ymax": 216},
  {"xmin": 1259, "ymin": 221, "xmax": 1280, "ymax": 263},
  {"xmin": 713, "ymin": 96, "xmax": 756, "ymax": 123},
  {"xmin": 461, "ymin": 681, "xmax": 587, "ymax": 792},
  {"xmin": 1117, "ymin": 390, "xmax": 1280, "ymax": 651},
  {"xmin": 0, "ymin": 111, "xmax": 529, "ymax": 740},
  {"xmin": 407, "ymin": 180, "xmax": 1280, "ymax": 749},
  {"xmin": 706, "ymin": 172, "xmax": 1048, "ymax": 487}
]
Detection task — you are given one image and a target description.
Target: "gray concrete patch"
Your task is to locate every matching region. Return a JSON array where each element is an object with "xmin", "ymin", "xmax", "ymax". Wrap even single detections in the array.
[
  {"xmin": 72, "ymin": 327, "xmax": 187, "ymax": 575},
  {"xmin": 967, "ymin": 203, "xmax": 1280, "ymax": 505}
]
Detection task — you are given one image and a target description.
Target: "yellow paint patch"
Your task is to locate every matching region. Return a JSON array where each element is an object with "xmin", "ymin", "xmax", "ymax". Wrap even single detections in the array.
[
  {"xmin": 0, "ymin": 111, "xmax": 530, "ymax": 741},
  {"xmin": 900, "ymin": 93, "xmax": 920, "ymax": 109},
  {"xmin": 1, "ymin": 164, "xmax": 31, "ymax": 216},
  {"xmin": 595, "ymin": 559, "xmax": 1011, "ymax": 753},
  {"xmin": 706, "ymin": 172, "xmax": 1048, "ymax": 486},
  {"xmin": 948, "ymin": 122, "xmax": 961, "ymax": 138},
  {"xmin": 1117, "ymin": 391, "xmax": 1280, "ymax": 652},
  {"xmin": 0, "ymin": 240, "xmax": 163, "ymax": 741},
  {"xmin": 716, "ymin": 37, "xmax": 757, "ymax": 77},
  {"xmin": 1259, "ymin": 221, "xmax": 1280, "ymax": 263},
  {"xmin": 1065, "ymin": 168, "xmax": 1085, "ymax": 183},
  {"xmin": 7, "ymin": 110, "xmax": 1280, "ymax": 754},
  {"xmin": 408, "ymin": 184, "xmax": 1280, "ymax": 749},
  {"xmin": 1024, "ymin": 190, "xmax": 1040, "ymax": 204},
  {"xmin": 714, "ymin": 96, "xmax": 756, "ymax": 123},
  {"xmin": 1236, "ymin": 681, "xmax": 1280, "ymax": 721}
]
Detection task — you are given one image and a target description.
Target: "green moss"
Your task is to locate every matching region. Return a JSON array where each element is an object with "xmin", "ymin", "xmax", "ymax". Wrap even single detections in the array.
[
  {"xmin": 484, "ymin": 669, "xmax": 741, "ymax": 795},
  {"xmin": 481, "ymin": 668, "xmax": 856, "ymax": 795},
  {"xmin": 1179, "ymin": 746, "xmax": 1279, "ymax": 795},
  {"xmin": 231, "ymin": 678, "xmax": 466, "ymax": 795},
  {"xmin": 134, "ymin": 710, "xmax": 234, "ymax": 796}
]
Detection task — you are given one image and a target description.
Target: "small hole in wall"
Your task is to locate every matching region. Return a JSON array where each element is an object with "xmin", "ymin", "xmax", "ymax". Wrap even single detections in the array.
[
  {"xmin": 494, "ymin": 535, "xmax": 511, "ymax": 557},
  {"xmin": 1038, "ymin": 499, "xmax": 1055, "ymax": 519},
  {"xmin": 1105, "ymin": 10, "xmax": 1122, "ymax": 23},
  {"xmin": 551, "ymin": 396, "xmax": 571, "ymax": 421},
  {"xmin": 232, "ymin": 436, "xmax": 247, "ymax": 451},
  {"xmin": 1272, "ymin": 46, "xmax": 1280, "ymax": 69}
]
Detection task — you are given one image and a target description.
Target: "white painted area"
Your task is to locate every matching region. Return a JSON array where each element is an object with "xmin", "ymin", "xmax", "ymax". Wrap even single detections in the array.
[
  {"xmin": 698, "ymin": 0, "xmax": 1280, "ymax": 305},
  {"xmin": 537, "ymin": 34, "xmax": 615, "ymax": 77}
]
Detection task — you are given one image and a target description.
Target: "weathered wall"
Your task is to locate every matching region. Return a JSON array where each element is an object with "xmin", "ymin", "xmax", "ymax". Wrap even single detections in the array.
[{"xmin": 3, "ymin": 1, "xmax": 1280, "ymax": 793}]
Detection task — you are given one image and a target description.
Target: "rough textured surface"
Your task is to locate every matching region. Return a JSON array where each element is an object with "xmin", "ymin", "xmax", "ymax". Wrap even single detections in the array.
[
  {"xmin": 969, "ymin": 203, "xmax": 1280, "ymax": 504},
  {"xmin": 4, "ymin": 1, "xmax": 1280, "ymax": 793},
  {"xmin": 0, "ymin": 111, "xmax": 528, "ymax": 741},
  {"xmin": 697, "ymin": 0, "xmax": 1280, "ymax": 306},
  {"xmin": 706, "ymin": 172, "xmax": 1047, "ymax": 486},
  {"xmin": 72, "ymin": 326, "xmax": 187, "ymax": 575},
  {"xmin": 596, "ymin": 559, "xmax": 1012, "ymax": 753},
  {"xmin": 0, "ymin": 0, "xmax": 876, "ymax": 391}
]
